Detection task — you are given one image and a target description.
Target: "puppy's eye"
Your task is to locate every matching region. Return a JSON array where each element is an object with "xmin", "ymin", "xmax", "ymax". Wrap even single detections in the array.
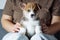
[{"xmin": 27, "ymin": 10, "xmax": 30, "ymax": 12}]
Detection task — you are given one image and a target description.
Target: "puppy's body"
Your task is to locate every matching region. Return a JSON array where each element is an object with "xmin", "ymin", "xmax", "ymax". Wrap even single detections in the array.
[
  {"xmin": 2, "ymin": 2, "xmax": 57, "ymax": 40},
  {"xmin": 20, "ymin": 2, "xmax": 42, "ymax": 37},
  {"xmin": 21, "ymin": 17, "xmax": 40, "ymax": 36}
]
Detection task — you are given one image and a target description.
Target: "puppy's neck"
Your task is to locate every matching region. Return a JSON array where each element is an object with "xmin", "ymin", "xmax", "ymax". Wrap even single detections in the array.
[{"xmin": 22, "ymin": 16, "xmax": 36, "ymax": 21}]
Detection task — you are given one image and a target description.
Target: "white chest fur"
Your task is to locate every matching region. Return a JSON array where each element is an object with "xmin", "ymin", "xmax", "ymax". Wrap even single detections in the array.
[{"xmin": 21, "ymin": 20, "xmax": 40, "ymax": 36}]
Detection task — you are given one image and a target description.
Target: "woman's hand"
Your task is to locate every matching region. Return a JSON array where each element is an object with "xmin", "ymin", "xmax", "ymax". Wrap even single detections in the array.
[
  {"xmin": 10, "ymin": 23, "xmax": 21, "ymax": 33},
  {"xmin": 1, "ymin": 14, "xmax": 22, "ymax": 33},
  {"xmin": 42, "ymin": 24, "xmax": 58, "ymax": 35}
]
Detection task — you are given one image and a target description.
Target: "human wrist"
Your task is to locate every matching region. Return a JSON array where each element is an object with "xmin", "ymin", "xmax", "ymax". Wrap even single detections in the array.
[{"xmin": 50, "ymin": 23, "xmax": 60, "ymax": 34}]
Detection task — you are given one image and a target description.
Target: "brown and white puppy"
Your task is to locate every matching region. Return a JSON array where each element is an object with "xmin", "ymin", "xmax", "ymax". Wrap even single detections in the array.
[
  {"xmin": 19, "ymin": 2, "xmax": 57, "ymax": 40},
  {"xmin": 19, "ymin": 2, "xmax": 48, "ymax": 40}
]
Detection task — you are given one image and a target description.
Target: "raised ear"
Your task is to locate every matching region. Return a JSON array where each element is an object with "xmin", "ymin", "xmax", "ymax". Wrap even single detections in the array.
[{"xmin": 19, "ymin": 2, "xmax": 26, "ymax": 10}]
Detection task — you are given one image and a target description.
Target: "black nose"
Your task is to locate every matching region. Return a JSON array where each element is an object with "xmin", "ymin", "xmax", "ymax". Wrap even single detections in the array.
[{"xmin": 31, "ymin": 14, "xmax": 35, "ymax": 17}]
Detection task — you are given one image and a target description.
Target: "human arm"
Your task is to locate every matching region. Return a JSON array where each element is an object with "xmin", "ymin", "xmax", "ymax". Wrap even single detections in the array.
[
  {"xmin": 42, "ymin": 16, "xmax": 60, "ymax": 35},
  {"xmin": 1, "ymin": 14, "xmax": 21, "ymax": 32},
  {"xmin": 42, "ymin": 0, "xmax": 60, "ymax": 35},
  {"xmin": 1, "ymin": 0, "xmax": 21, "ymax": 32}
]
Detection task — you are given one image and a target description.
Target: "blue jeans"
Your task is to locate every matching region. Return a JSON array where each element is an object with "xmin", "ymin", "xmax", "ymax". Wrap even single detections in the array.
[
  {"xmin": 2, "ymin": 33, "xmax": 57, "ymax": 40},
  {"xmin": 18, "ymin": 33, "xmax": 57, "ymax": 40}
]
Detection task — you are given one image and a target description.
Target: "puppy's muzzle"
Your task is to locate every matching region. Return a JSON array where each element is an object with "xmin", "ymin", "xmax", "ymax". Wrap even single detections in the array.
[{"xmin": 31, "ymin": 14, "xmax": 35, "ymax": 17}]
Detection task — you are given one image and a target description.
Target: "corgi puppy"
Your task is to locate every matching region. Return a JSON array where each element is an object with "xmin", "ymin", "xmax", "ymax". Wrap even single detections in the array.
[
  {"xmin": 20, "ymin": 2, "xmax": 42, "ymax": 37},
  {"xmin": 2, "ymin": 2, "xmax": 57, "ymax": 40}
]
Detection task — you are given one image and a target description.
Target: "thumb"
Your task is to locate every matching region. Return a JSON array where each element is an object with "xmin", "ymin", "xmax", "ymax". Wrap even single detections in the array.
[{"xmin": 16, "ymin": 22, "xmax": 20, "ymax": 26}]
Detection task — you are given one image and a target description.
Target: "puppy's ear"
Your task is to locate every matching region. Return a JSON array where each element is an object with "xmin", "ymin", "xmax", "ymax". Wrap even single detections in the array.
[{"xmin": 19, "ymin": 2, "xmax": 26, "ymax": 10}]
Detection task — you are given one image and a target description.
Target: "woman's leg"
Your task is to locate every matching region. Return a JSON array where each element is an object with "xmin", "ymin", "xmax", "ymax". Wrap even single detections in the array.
[
  {"xmin": 31, "ymin": 33, "xmax": 57, "ymax": 40},
  {"xmin": 2, "ymin": 33, "xmax": 29, "ymax": 40}
]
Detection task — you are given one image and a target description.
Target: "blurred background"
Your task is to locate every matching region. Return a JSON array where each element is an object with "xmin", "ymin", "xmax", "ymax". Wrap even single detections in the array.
[{"xmin": 0, "ymin": 0, "xmax": 7, "ymax": 40}]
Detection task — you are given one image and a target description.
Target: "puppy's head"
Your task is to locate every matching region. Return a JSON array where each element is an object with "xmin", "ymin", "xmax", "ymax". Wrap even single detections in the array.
[{"xmin": 20, "ymin": 2, "xmax": 40, "ymax": 20}]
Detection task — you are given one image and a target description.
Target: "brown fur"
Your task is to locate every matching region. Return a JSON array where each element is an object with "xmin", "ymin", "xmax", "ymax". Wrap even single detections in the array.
[{"xmin": 24, "ymin": 2, "xmax": 37, "ymax": 11}]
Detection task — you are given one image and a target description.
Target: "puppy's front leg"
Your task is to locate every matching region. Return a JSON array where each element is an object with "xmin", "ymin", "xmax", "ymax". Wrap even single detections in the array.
[
  {"xmin": 35, "ymin": 26, "xmax": 48, "ymax": 40},
  {"xmin": 30, "ymin": 26, "xmax": 42, "ymax": 40},
  {"xmin": 18, "ymin": 27, "xmax": 26, "ymax": 34},
  {"xmin": 35, "ymin": 25, "xmax": 42, "ymax": 34}
]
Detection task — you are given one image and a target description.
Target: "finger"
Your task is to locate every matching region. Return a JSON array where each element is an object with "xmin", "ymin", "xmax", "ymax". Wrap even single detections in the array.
[
  {"xmin": 12, "ymin": 30, "xmax": 15, "ymax": 33},
  {"xmin": 14, "ymin": 28, "xmax": 20, "ymax": 32},
  {"xmin": 14, "ymin": 24, "xmax": 21, "ymax": 29},
  {"xmin": 42, "ymin": 27, "xmax": 52, "ymax": 34},
  {"xmin": 42, "ymin": 24, "xmax": 47, "ymax": 30},
  {"xmin": 43, "ymin": 31, "xmax": 50, "ymax": 34},
  {"xmin": 43, "ymin": 28, "xmax": 48, "ymax": 32},
  {"xmin": 14, "ymin": 26, "xmax": 20, "ymax": 32},
  {"xmin": 15, "ymin": 24, "xmax": 22, "ymax": 29},
  {"xmin": 42, "ymin": 27, "xmax": 48, "ymax": 33},
  {"xmin": 10, "ymin": 30, "xmax": 15, "ymax": 33},
  {"xmin": 42, "ymin": 26, "xmax": 48, "ymax": 30},
  {"xmin": 42, "ymin": 24, "xmax": 47, "ymax": 27},
  {"xmin": 16, "ymin": 27, "xmax": 20, "ymax": 30},
  {"xmin": 16, "ymin": 26, "xmax": 20, "ymax": 29},
  {"xmin": 16, "ymin": 22, "xmax": 20, "ymax": 26}
]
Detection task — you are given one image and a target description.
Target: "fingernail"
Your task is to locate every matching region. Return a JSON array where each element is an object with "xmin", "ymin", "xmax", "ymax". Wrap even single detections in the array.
[{"xmin": 12, "ymin": 31, "xmax": 15, "ymax": 33}]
